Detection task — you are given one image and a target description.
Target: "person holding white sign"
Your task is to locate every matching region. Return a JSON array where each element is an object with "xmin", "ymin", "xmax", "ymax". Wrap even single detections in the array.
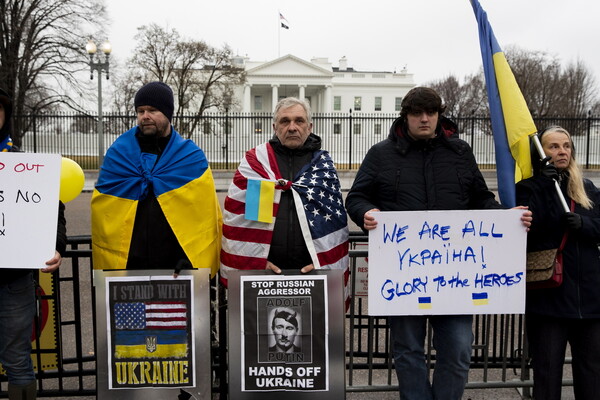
[
  {"xmin": 0, "ymin": 87, "xmax": 67, "ymax": 400},
  {"xmin": 516, "ymin": 126, "xmax": 600, "ymax": 400},
  {"xmin": 345, "ymin": 87, "xmax": 532, "ymax": 400}
]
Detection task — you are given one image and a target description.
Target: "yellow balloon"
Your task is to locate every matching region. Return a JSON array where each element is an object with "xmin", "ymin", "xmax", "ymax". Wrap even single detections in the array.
[{"xmin": 60, "ymin": 158, "xmax": 85, "ymax": 203}]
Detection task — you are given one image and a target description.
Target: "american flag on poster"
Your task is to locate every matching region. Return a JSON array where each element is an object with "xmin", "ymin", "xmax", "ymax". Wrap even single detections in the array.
[
  {"xmin": 114, "ymin": 302, "xmax": 187, "ymax": 329},
  {"xmin": 113, "ymin": 301, "xmax": 189, "ymax": 359},
  {"xmin": 220, "ymin": 142, "xmax": 350, "ymax": 304}
]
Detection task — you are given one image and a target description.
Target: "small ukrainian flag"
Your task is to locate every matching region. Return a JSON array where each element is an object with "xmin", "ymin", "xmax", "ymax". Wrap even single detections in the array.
[
  {"xmin": 472, "ymin": 292, "xmax": 489, "ymax": 306},
  {"xmin": 418, "ymin": 297, "xmax": 432, "ymax": 309},
  {"xmin": 245, "ymin": 179, "xmax": 276, "ymax": 223}
]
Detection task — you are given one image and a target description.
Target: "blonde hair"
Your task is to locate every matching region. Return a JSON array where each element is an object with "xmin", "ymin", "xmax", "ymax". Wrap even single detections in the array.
[{"xmin": 541, "ymin": 126, "xmax": 593, "ymax": 210}]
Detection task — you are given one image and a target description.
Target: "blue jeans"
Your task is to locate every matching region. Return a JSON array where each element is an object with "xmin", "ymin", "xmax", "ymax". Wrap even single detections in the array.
[
  {"xmin": 389, "ymin": 315, "xmax": 474, "ymax": 400},
  {"xmin": 0, "ymin": 273, "xmax": 36, "ymax": 385}
]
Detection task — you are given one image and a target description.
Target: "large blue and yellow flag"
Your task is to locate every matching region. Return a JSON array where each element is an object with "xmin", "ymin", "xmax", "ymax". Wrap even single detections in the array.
[
  {"xmin": 471, "ymin": 0, "xmax": 537, "ymax": 207},
  {"xmin": 91, "ymin": 127, "xmax": 222, "ymax": 276}
]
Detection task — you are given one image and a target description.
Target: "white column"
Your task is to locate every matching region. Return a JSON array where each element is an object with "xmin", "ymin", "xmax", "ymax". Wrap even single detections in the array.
[
  {"xmin": 298, "ymin": 84, "xmax": 306, "ymax": 101},
  {"xmin": 324, "ymin": 84, "xmax": 333, "ymax": 112},
  {"xmin": 271, "ymin": 84, "xmax": 279, "ymax": 110},
  {"xmin": 243, "ymin": 84, "xmax": 252, "ymax": 112}
]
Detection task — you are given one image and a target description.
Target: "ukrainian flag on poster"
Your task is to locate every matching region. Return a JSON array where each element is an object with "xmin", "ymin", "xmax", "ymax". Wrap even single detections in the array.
[
  {"xmin": 91, "ymin": 127, "xmax": 222, "ymax": 276},
  {"xmin": 418, "ymin": 297, "xmax": 432, "ymax": 309},
  {"xmin": 245, "ymin": 179, "xmax": 276, "ymax": 223},
  {"xmin": 471, "ymin": 0, "xmax": 537, "ymax": 207},
  {"xmin": 472, "ymin": 292, "xmax": 489, "ymax": 306}
]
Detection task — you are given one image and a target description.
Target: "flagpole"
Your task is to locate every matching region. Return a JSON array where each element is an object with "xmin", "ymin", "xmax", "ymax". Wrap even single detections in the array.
[
  {"xmin": 277, "ymin": 11, "xmax": 280, "ymax": 57},
  {"xmin": 530, "ymin": 134, "xmax": 570, "ymax": 212}
]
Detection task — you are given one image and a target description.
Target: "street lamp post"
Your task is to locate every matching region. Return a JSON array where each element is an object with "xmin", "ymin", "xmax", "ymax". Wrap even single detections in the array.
[{"xmin": 86, "ymin": 39, "xmax": 111, "ymax": 168}]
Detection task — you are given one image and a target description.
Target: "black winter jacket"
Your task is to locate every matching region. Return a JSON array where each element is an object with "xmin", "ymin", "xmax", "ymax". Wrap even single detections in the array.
[
  {"xmin": 346, "ymin": 115, "xmax": 502, "ymax": 231},
  {"xmin": 516, "ymin": 174, "xmax": 600, "ymax": 318},
  {"xmin": 267, "ymin": 133, "xmax": 321, "ymax": 269}
]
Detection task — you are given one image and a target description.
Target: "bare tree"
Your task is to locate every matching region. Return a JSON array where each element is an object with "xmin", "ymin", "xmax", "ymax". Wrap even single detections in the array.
[
  {"xmin": 504, "ymin": 46, "xmax": 562, "ymax": 116},
  {"xmin": 0, "ymin": 0, "xmax": 106, "ymax": 147},
  {"xmin": 560, "ymin": 59, "xmax": 596, "ymax": 116},
  {"xmin": 428, "ymin": 45, "xmax": 598, "ymax": 126},
  {"xmin": 428, "ymin": 73, "xmax": 486, "ymax": 117},
  {"xmin": 117, "ymin": 24, "xmax": 246, "ymax": 138}
]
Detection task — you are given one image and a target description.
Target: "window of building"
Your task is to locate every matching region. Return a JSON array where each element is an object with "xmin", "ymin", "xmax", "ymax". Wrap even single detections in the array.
[
  {"xmin": 254, "ymin": 121, "xmax": 263, "ymax": 134},
  {"xmin": 333, "ymin": 96, "xmax": 341, "ymax": 111},
  {"xmin": 354, "ymin": 96, "xmax": 362, "ymax": 111},
  {"xmin": 353, "ymin": 123, "xmax": 361, "ymax": 135},
  {"xmin": 203, "ymin": 120, "xmax": 211, "ymax": 135},
  {"xmin": 334, "ymin": 123, "xmax": 342, "ymax": 134},
  {"xmin": 395, "ymin": 97, "xmax": 403, "ymax": 112},
  {"xmin": 374, "ymin": 123, "xmax": 382, "ymax": 135},
  {"xmin": 254, "ymin": 96, "xmax": 263, "ymax": 111},
  {"xmin": 375, "ymin": 97, "xmax": 382, "ymax": 111}
]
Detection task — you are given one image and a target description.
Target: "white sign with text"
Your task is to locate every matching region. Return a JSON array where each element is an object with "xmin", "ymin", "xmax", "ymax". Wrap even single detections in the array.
[
  {"xmin": 0, "ymin": 152, "xmax": 61, "ymax": 269},
  {"xmin": 368, "ymin": 209, "xmax": 526, "ymax": 316}
]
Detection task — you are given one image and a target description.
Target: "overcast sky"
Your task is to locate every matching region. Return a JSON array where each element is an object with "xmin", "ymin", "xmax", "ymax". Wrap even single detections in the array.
[{"xmin": 103, "ymin": 0, "xmax": 598, "ymax": 87}]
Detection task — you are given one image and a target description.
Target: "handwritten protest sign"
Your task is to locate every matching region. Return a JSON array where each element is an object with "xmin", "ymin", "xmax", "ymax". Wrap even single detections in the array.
[
  {"xmin": 368, "ymin": 209, "xmax": 526, "ymax": 316},
  {"xmin": 0, "ymin": 152, "xmax": 61, "ymax": 269}
]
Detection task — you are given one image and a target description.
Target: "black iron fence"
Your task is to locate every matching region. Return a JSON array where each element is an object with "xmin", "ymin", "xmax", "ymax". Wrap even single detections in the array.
[
  {"xmin": 15, "ymin": 112, "xmax": 600, "ymax": 170},
  {"xmin": 0, "ymin": 234, "xmax": 562, "ymax": 399}
]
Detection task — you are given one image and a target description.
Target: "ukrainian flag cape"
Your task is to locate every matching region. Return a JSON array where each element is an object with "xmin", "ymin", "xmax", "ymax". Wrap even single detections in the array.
[{"xmin": 91, "ymin": 127, "xmax": 222, "ymax": 276}]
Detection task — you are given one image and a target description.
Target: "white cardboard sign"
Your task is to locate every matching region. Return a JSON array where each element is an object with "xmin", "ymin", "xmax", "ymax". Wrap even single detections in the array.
[
  {"xmin": 0, "ymin": 152, "xmax": 61, "ymax": 269},
  {"xmin": 368, "ymin": 209, "xmax": 526, "ymax": 316}
]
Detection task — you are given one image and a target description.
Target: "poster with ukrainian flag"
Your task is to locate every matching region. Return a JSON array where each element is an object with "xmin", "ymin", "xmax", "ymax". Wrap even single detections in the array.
[
  {"xmin": 94, "ymin": 269, "xmax": 211, "ymax": 400},
  {"xmin": 367, "ymin": 210, "xmax": 526, "ymax": 316}
]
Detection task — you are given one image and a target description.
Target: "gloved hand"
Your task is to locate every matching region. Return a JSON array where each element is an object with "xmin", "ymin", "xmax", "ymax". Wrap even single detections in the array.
[
  {"xmin": 563, "ymin": 212, "xmax": 582, "ymax": 230},
  {"xmin": 540, "ymin": 156, "xmax": 559, "ymax": 181}
]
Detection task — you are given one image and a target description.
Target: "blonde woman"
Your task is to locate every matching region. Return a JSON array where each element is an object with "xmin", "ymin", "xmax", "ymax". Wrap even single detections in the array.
[{"xmin": 516, "ymin": 126, "xmax": 600, "ymax": 400}]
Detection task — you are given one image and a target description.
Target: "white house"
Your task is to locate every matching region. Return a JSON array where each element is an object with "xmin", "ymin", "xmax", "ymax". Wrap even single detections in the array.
[{"xmin": 233, "ymin": 54, "xmax": 416, "ymax": 113}]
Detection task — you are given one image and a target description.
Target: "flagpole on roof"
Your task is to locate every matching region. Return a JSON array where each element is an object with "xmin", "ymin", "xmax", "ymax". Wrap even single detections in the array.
[{"xmin": 278, "ymin": 11, "xmax": 280, "ymax": 57}]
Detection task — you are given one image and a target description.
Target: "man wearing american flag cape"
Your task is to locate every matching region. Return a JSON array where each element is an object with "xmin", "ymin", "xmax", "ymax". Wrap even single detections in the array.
[{"xmin": 220, "ymin": 97, "xmax": 350, "ymax": 307}]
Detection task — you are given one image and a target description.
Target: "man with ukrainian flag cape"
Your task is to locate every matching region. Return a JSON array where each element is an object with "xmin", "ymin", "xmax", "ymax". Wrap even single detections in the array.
[{"xmin": 91, "ymin": 81, "xmax": 221, "ymax": 276}]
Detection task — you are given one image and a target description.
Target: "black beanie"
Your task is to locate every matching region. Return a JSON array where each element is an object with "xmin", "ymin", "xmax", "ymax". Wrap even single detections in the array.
[{"xmin": 134, "ymin": 81, "xmax": 174, "ymax": 121}]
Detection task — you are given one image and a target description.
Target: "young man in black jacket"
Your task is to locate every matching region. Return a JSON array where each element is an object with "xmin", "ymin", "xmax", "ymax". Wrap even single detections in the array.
[{"xmin": 345, "ymin": 87, "xmax": 531, "ymax": 400}]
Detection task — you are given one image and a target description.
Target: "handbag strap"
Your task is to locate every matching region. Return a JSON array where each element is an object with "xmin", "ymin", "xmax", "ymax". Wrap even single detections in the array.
[{"xmin": 558, "ymin": 199, "xmax": 576, "ymax": 251}]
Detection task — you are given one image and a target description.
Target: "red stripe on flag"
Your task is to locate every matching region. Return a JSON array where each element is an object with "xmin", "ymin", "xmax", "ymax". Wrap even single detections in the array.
[
  {"xmin": 317, "ymin": 241, "xmax": 349, "ymax": 266},
  {"xmin": 221, "ymin": 251, "xmax": 268, "ymax": 270},
  {"xmin": 224, "ymin": 197, "xmax": 245, "ymax": 214},
  {"xmin": 222, "ymin": 224, "xmax": 273, "ymax": 244},
  {"xmin": 245, "ymin": 148, "xmax": 272, "ymax": 179},
  {"xmin": 225, "ymin": 196, "xmax": 279, "ymax": 217},
  {"xmin": 232, "ymin": 170, "xmax": 248, "ymax": 190},
  {"xmin": 265, "ymin": 143, "xmax": 282, "ymax": 178}
]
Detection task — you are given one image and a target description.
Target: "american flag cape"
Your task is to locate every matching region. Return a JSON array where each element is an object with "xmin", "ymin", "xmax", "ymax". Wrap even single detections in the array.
[{"xmin": 220, "ymin": 142, "xmax": 350, "ymax": 304}]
